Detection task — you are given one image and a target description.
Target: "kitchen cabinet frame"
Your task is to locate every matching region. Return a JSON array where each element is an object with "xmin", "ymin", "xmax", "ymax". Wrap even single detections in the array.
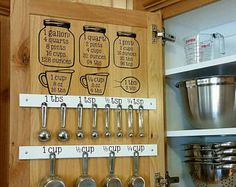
[{"xmin": 1, "ymin": 0, "xmax": 165, "ymax": 186}]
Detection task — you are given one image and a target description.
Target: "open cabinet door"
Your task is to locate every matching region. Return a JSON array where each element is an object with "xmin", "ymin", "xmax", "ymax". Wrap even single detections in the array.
[{"xmin": 10, "ymin": 0, "xmax": 165, "ymax": 186}]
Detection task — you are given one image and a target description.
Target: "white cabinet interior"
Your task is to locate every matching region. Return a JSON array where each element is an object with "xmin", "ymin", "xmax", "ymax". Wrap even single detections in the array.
[{"xmin": 164, "ymin": 0, "xmax": 236, "ymax": 186}]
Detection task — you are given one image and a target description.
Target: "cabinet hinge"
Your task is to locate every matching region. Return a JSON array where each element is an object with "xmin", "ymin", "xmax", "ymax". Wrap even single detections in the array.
[
  {"xmin": 154, "ymin": 171, "xmax": 179, "ymax": 187},
  {"xmin": 152, "ymin": 25, "xmax": 176, "ymax": 45}
]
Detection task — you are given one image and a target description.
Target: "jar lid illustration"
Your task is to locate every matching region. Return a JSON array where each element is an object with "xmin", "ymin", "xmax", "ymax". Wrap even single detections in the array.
[
  {"xmin": 117, "ymin": 31, "xmax": 136, "ymax": 38},
  {"xmin": 83, "ymin": 25, "xmax": 106, "ymax": 33},
  {"xmin": 43, "ymin": 19, "xmax": 71, "ymax": 29}
]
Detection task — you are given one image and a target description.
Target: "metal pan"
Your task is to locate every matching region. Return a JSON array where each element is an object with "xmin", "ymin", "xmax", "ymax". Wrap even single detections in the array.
[
  {"xmin": 184, "ymin": 148, "xmax": 221, "ymax": 158},
  {"xmin": 185, "ymin": 147, "xmax": 236, "ymax": 158},
  {"xmin": 186, "ymin": 161, "xmax": 236, "ymax": 183},
  {"xmin": 128, "ymin": 151, "xmax": 145, "ymax": 187},
  {"xmin": 184, "ymin": 143, "xmax": 213, "ymax": 150},
  {"xmin": 214, "ymin": 141, "xmax": 236, "ymax": 148},
  {"xmin": 104, "ymin": 152, "xmax": 122, "ymax": 187},
  {"xmin": 185, "ymin": 156, "xmax": 236, "ymax": 163},
  {"xmin": 39, "ymin": 153, "xmax": 66, "ymax": 187},
  {"xmin": 75, "ymin": 152, "xmax": 96, "ymax": 187}
]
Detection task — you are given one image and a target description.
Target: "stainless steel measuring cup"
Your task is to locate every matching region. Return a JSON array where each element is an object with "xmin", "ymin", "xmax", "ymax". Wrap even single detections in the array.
[
  {"xmin": 104, "ymin": 151, "xmax": 122, "ymax": 187},
  {"xmin": 128, "ymin": 151, "xmax": 145, "ymax": 187},
  {"xmin": 39, "ymin": 153, "xmax": 66, "ymax": 187},
  {"xmin": 75, "ymin": 152, "xmax": 96, "ymax": 187}
]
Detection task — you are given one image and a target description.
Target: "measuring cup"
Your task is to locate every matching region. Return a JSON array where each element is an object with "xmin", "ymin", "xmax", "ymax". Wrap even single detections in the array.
[
  {"xmin": 39, "ymin": 153, "xmax": 66, "ymax": 187},
  {"xmin": 75, "ymin": 152, "xmax": 96, "ymax": 187},
  {"xmin": 38, "ymin": 102, "xmax": 51, "ymax": 142},
  {"xmin": 184, "ymin": 32, "xmax": 225, "ymax": 64},
  {"xmin": 104, "ymin": 152, "xmax": 122, "ymax": 187},
  {"xmin": 128, "ymin": 151, "xmax": 145, "ymax": 187}
]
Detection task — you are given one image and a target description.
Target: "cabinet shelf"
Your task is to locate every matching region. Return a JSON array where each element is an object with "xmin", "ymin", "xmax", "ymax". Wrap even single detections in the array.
[
  {"xmin": 167, "ymin": 128, "xmax": 236, "ymax": 137},
  {"xmin": 165, "ymin": 54, "xmax": 236, "ymax": 79}
]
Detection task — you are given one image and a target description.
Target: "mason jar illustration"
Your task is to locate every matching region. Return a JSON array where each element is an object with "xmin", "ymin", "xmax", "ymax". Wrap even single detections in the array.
[
  {"xmin": 114, "ymin": 31, "xmax": 140, "ymax": 69},
  {"xmin": 79, "ymin": 25, "xmax": 110, "ymax": 68},
  {"xmin": 39, "ymin": 19, "xmax": 75, "ymax": 68}
]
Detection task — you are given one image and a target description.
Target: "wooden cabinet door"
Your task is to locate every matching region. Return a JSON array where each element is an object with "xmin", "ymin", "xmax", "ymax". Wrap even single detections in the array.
[{"xmin": 10, "ymin": 1, "xmax": 165, "ymax": 186}]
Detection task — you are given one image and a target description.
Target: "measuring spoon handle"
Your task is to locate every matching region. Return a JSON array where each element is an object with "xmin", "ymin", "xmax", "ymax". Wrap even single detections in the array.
[
  {"xmin": 60, "ymin": 103, "xmax": 67, "ymax": 129},
  {"xmin": 77, "ymin": 103, "xmax": 83, "ymax": 130},
  {"xmin": 116, "ymin": 104, "xmax": 123, "ymax": 137},
  {"xmin": 82, "ymin": 152, "xmax": 88, "ymax": 176},
  {"xmin": 109, "ymin": 151, "xmax": 115, "ymax": 176},
  {"xmin": 133, "ymin": 151, "xmax": 139, "ymax": 176},
  {"xmin": 91, "ymin": 103, "xmax": 99, "ymax": 138},
  {"xmin": 104, "ymin": 104, "xmax": 111, "ymax": 137},
  {"xmin": 138, "ymin": 106, "xmax": 145, "ymax": 137},
  {"xmin": 49, "ymin": 153, "xmax": 56, "ymax": 177},
  {"xmin": 41, "ymin": 102, "xmax": 47, "ymax": 129},
  {"xmin": 128, "ymin": 105, "xmax": 134, "ymax": 137}
]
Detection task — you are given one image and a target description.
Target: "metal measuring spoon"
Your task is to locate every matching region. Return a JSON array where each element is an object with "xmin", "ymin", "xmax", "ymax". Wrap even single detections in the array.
[
  {"xmin": 76, "ymin": 103, "xmax": 84, "ymax": 139},
  {"xmin": 39, "ymin": 153, "xmax": 66, "ymax": 187},
  {"xmin": 138, "ymin": 106, "xmax": 145, "ymax": 137},
  {"xmin": 38, "ymin": 102, "xmax": 51, "ymax": 142},
  {"xmin": 127, "ymin": 105, "xmax": 134, "ymax": 138},
  {"xmin": 104, "ymin": 151, "xmax": 123, "ymax": 187},
  {"xmin": 91, "ymin": 103, "xmax": 99, "ymax": 139},
  {"xmin": 116, "ymin": 104, "xmax": 123, "ymax": 138},
  {"xmin": 128, "ymin": 151, "xmax": 145, "ymax": 187},
  {"xmin": 104, "ymin": 104, "xmax": 112, "ymax": 137},
  {"xmin": 75, "ymin": 152, "xmax": 96, "ymax": 187},
  {"xmin": 57, "ymin": 103, "xmax": 70, "ymax": 141}
]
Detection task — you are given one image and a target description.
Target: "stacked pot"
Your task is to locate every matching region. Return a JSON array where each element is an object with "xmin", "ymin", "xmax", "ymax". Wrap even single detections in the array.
[{"xmin": 184, "ymin": 141, "xmax": 236, "ymax": 184}]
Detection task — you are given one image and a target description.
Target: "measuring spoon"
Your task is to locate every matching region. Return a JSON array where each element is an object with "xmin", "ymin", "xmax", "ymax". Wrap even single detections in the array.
[
  {"xmin": 138, "ymin": 106, "xmax": 144, "ymax": 137},
  {"xmin": 128, "ymin": 151, "xmax": 145, "ymax": 187},
  {"xmin": 57, "ymin": 103, "xmax": 70, "ymax": 141},
  {"xmin": 104, "ymin": 151, "xmax": 122, "ymax": 187},
  {"xmin": 91, "ymin": 103, "xmax": 99, "ymax": 139},
  {"xmin": 39, "ymin": 153, "xmax": 66, "ymax": 187},
  {"xmin": 75, "ymin": 152, "xmax": 96, "ymax": 187},
  {"xmin": 38, "ymin": 102, "xmax": 51, "ymax": 142},
  {"xmin": 116, "ymin": 104, "xmax": 123, "ymax": 138},
  {"xmin": 76, "ymin": 103, "xmax": 84, "ymax": 139},
  {"xmin": 104, "ymin": 104, "xmax": 112, "ymax": 137},
  {"xmin": 127, "ymin": 105, "xmax": 134, "ymax": 138}
]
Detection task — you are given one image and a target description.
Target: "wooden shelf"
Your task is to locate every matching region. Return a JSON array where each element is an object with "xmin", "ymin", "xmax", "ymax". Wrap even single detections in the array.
[
  {"xmin": 166, "ymin": 128, "xmax": 236, "ymax": 137},
  {"xmin": 165, "ymin": 54, "xmax": 236, "ymax": 80}
]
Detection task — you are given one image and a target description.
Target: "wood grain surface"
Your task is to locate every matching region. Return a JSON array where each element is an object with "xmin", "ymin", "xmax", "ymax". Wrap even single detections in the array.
[
  {"xmin": 9, "ymin": 1, "xmax": 165, "ymax": 187},
  {"xmin": 0, "ymin": 14, "xmax": 10, "ymax": 187}
]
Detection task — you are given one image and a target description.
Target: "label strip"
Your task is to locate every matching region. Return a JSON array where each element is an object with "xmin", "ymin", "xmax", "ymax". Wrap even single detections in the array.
[
  {"xmin": 19, "ymin": 94, "xmax": 156, "ymax": 110},
  {"xmin": 19, "ymin": 144, "xmax": 157, "ymax": 160}
]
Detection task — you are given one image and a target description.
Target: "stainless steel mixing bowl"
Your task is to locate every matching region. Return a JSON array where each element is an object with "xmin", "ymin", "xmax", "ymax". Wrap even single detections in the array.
[{"xmin": 176, "ymin": 75, "xmax": 236, "ymax": 128}]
